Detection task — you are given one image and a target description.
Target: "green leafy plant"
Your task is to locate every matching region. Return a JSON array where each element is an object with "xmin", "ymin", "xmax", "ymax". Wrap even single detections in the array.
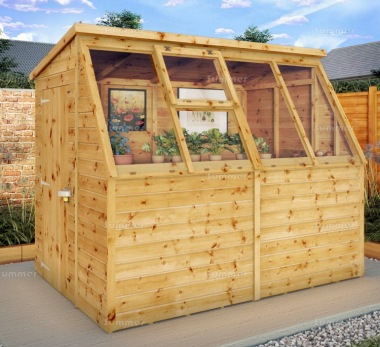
[
  {"xmin": 184, "ymin": 130, "xmax": 207, "ymax": 155},
  {"xmin": 151, "ymin": 134, "xmax": 169, "ymax": 156},
  {"xmin": 353, "ymin": 335, "xmax": 380, "ymax": 347},
  {"xmin": 141, "ymin": 142, "xmax": 151, "ymax": 153},
  {"xmin": 201, "ymin": 128, "xmax": 232, "ymax": 156},
  {"xmin": 161, "ymin": 129, "xmax": 183, "ymax": 156},
  {"xmin": 254, "ymin": 136, "xmax": 270, "ymax": 154},
  {"xmin": 227, "ymin": 132, "xmax": 245, "ymax": 154},
  {"xmin": 0, "ymin": 188, "xmax": 35, "ymax": 246},
  {"xmin": 363, "ymin": 143, "xmax": 380, "ymax": 242}
]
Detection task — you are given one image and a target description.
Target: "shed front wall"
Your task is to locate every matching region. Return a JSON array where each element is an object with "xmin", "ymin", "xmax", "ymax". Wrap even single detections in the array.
[
  {"xmin": 260, "ymin": 164, "xmax": 364, "ymax": 297},
  {"xmin": 111, "ymin": 171, "xmax": 255, "ymax": 327}
]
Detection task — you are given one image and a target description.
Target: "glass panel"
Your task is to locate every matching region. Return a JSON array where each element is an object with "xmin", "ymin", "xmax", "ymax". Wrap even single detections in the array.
[
  {"xmin": 226, "ymin": 61, "xmax": 313, "ymax": 159},
  {"xmin": 314, "ymin": 78, "xmax": 352, "ymax": 158}
]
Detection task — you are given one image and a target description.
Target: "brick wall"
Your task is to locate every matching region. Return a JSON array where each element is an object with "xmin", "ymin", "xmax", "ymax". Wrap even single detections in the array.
[{"xmin": 0, "ymin": 89, "xmax": 35, "ymax": 203}]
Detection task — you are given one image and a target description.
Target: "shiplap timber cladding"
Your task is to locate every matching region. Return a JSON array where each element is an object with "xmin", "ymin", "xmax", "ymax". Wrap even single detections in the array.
[{"xmin": 30, "ymin": 23, "xmax": 365, "ymax": 333}]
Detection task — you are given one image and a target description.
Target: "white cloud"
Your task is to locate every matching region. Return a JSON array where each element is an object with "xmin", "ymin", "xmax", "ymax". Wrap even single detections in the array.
[
  {"xmin": 272, "ymin": 33, "xmax": 292, "ymax": 39},
  {"xmin": 346, "ymin": 34, "xmax": 374, "ymax": 39},
  {"xmin": 12, "ymin": 32, "xmax": 35, "ymax": 41},
  {"xmin": 1, "ymin": 20, "xmax": 47, "ymax": 29},
  {"xmin": 275, "ymin": 14, "xmax": 309, "ymax": 25},
  {"xmin": 215, "ymin": 28, "xmax": 235, "ymax": 34},
  {"xmin": 81, "ymin": 0, "xmax": 95, "ymax": 9},
  {"xmin": 292, "ymin": 0, "xmax": 320, "ymax": 6},
  {"xmin": 262, "ymin": 0, "xmax": 345, "ymax": 29},
  {"xmin": 294, "ymin": 34, "xmax": 346, "ymax": 51},
  {"xmin": 54, "ymin": 0, "xmax": 71, "ymax": 5},
  {"xmin": 221, "ymin": 0, "xmax": 252, "ymax": 9},
  {"xmin": 164, "ymin": 0, "xmax": 184, "ymax": 6}
]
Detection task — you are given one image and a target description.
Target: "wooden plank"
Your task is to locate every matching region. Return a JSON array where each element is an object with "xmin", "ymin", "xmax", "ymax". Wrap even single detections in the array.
[
  {"xmin": 261, "ymin": 241, "xmax": 360, "ymax": 270},
  {"xmin": 261, "ymin": 215, "xmax": 360, "ymax": 241},
  {"xmin": 115, "ymin": 200, "xmax": 253, "ymax": 229},
  {"xmin": 116, "ymin": 244, "xmax": 253, "ymax": 279},
  {"xmin": 260, "ymin": 265, "xmax": 360, "ymax": 298},
  {"xmin": 115, "ymin": 186, "xmax": 253, "ymax": 212},
  {"xmin": 261, "ymin": 253, "xmax": 360, "ymax": 283},
  {"xmin": 261, "ymin": 179, "xmax": 361, "ymax": 198},
  {"xmin": 78, "ymin": 175, "xmax": 108, "ymax": 195},
  {"xmin": 113, "ymin": 287, "xmax": 253, "ymax": 330},
  {"xmin": 116, "ymin": 215, "xmax": 253, "ymax": 246},
  {"xmin": 261, "ymin": 229, "xmax": 360, "ymax": 256},
  {"xmin": 116, "ymin": 230, "xmax": 253, "ymax": 263},
  {"xmin": 368, "ymin": 86, "xmax": 378, "ymax": 145},
  {"xmin": 115, "ymin": 258, "xmax": 253, "ymax": 296},
  {"xmin": 116, "ymin": 273, "xmax": 252, "ymax": 313},
  {"xmin": 115, "ymin": 172, "xmax": 253, "ymax": 195}
]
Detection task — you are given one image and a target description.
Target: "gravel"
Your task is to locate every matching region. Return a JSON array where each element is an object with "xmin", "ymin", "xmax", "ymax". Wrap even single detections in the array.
[{"xmin": 256, "ymin": 258, "xmax": 380, "ymax": 347}]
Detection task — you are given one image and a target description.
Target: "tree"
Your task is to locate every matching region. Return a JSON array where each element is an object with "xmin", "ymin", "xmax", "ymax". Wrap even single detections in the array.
[
  {"xmin": 234, "ymin": 26, "xmax": 272, "ymax": 43},
  {"xmin": 0, "ymin": 39, "xmax": 17, "ymax": 73},
  {"xmin": 371, "ymin": 69, "xmax": 380, "ymax": 78},
  {"xmin": 97, "ymin": 10, "xmax": 142, "ymax": 29}
]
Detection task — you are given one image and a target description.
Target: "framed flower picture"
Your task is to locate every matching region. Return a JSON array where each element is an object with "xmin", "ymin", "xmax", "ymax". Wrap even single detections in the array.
[{"xmin": 108, "ymin": 88, "xmax": 146, "ymax": 132}]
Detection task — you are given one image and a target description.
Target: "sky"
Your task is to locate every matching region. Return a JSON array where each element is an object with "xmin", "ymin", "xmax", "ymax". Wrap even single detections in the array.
[{"xmin": 0, "ymin": 0, "xmax": 379, "ymax": 52}]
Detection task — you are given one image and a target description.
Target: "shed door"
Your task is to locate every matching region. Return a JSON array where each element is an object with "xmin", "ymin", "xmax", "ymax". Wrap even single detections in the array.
[{"xmin": 38, "ymin": 87, "xmax": 71, "ymax": 295}]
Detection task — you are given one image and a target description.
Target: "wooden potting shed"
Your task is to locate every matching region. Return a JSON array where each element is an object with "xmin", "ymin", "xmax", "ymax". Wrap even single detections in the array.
[{"xmin": 30, "ymin": 23, "xmax": 366, "ymax": 332}]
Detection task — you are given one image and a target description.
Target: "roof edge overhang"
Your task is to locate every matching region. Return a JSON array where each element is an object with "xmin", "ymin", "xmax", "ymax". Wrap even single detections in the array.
[{"xmin": 30, "ymin": 23, "xmax": 326, "ymax": 80}]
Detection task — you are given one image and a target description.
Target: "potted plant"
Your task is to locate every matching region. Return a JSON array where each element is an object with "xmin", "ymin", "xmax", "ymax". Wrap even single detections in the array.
[
  {"xmin": 201, "ymin": 128, "xmax": 232, "ymax": 161},
  {"xmin": 108, "ymin": 102, "xmax": 133, "ymax": 165},
  {"xmin": 161, "ymin": 129, "xmax": 182, "ymax": 162},
  {"xmin": 255, "ymin": 136, "xmax": 271, "ymax": 159},
  {"xmin": 227, "ymin": 132, "xmax": 247, "ymax": 160},
  {"xmin": 109, "ymin": 133, "xmax": 133, "ymax": 164},
  {"xmin": 142, "ymin": 138, "xmax": 167, "ymax": 163},
  {"xmin": 184, "ymin": 130, "xmax": 206, "ymax": 162}
]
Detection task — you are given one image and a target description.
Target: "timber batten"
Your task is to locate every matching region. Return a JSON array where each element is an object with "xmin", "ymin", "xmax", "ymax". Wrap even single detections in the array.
[{"xmin": 31, "ymin": 23, "xmax": 365, "ymax": 332}]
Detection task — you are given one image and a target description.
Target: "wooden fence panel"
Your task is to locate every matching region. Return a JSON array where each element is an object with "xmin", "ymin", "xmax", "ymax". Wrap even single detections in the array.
[{"xmin": 338, "ymin": 86, "xmax": 379, "ymax": 150}]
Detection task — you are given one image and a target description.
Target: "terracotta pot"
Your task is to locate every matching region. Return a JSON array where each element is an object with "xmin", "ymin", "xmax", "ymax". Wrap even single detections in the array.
[
  {"xmin": 209, "ymin": 155, "xmax": 222, "ymax": 161},
  {"xmin": 114, "ymin": 154, "xmax": 133, "ymax": 165},
  {"xmin": 152, "ymin": 155, "xmax": 165, "ymax": 163},
  {"xmin": 236, "ymin": 153, "xmax": 247, "ymax": 160},
  {"xmin": 260, "ymin": 153, "xmax": 272, "ymax": 159},
  {"xmin": 190, "ymin": 154, "xmax": 201, "ymax": 162},
  {"xmin": 171, "ymin": 155, "xmax": 183, "ymax": 163}
]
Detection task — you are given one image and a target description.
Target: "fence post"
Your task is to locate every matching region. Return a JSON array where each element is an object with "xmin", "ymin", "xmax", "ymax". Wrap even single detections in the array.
[{"xmin": 368, "ymin": 86, "xmax": 378, "ymax": 145}]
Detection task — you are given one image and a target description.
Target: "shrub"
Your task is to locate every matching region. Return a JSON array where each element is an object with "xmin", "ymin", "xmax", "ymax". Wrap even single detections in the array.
[
  {"xmin": 0, "ymin": 193, "xmax": 35, "ymax": 246},
  {"xmin": 353, "ymin": 335, "xmax": 380, "ymax": 347}
]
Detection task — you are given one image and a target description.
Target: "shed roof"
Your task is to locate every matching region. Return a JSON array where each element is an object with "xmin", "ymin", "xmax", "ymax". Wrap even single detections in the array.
[
  {"xmin": 322, "ymin": 41, "xmax": 380, "ymax": 81},
  {"xmin": 30, "ymin": 23, "xmax": 326, "ymax": 80},
  {"xmin": 1, "ymin": 39, "xmax": 54, "ymax": 75}
]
